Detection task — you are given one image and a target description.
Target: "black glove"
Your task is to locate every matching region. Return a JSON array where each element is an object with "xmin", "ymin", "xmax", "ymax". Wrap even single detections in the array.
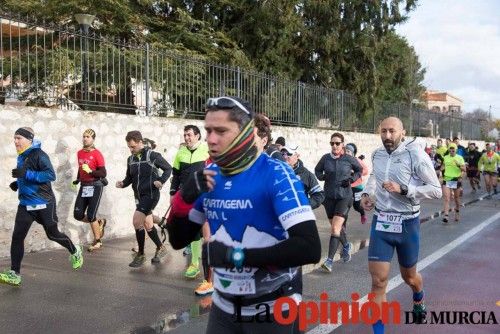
[
  {"xmin": 12, "ymin": 167, "xmax": 26, "ymax": 179},
  {"xmin": 180, "ymin": 170, "xmax": 210, "ymax": 204},
  {"xmin": 9, "ymin": 181, "xmax": 18, "ymax": 192},
  {"xmin": 341, "ymin": 179, "xmax": 352, "ymax": 188},
  {"xmin": 202, "ymin": 241, "xmax": 234, "ymax": 268}
]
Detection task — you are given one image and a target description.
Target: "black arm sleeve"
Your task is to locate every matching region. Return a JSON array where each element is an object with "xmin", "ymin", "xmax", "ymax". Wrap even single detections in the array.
[
  {"xmin": 166, "ymin": 216, "xmax": 203, "ymax": 250},
  {"xmin": 244, "ymin": 220, "xmax": 321, "ymax": 268},
  {"xmin": 349, "ymin": 156, "xmax": 362, "ymax": 183},
  {"xmin": 91, "ymin": 166, "xmax": 107, "ymax": 178},
  {"xmin": 314, "ymin": 156, "xmax": 326, "ymax": 181},
  {"xmin": 121, "ymin": 159, "xmax": 133, "ymax": 188},
  {"xmin": 170, "ymin": 168, "xmax": 181, "ymax": 195},
  {"xmin": 309, "ymin": 190, "xmax": 325, "ymax": 210},
  {"xmin": 152, "ymin": 152, "xmax": 172, "ymax": 184}
]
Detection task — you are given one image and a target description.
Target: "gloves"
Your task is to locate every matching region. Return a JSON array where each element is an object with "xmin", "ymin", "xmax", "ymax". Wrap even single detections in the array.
[
  {"xmin": 12, "ymin": 167, "xmax": 26, "ymax": 178},
  {"xmin": 9, "ymin": 181, "xmax": 18, "ymax": 192},
  {"xmin": 71, "ymin": 180, "xmax": 79, "ymax": 191},
  {"xmin": 81, "ymin": 164, "xmax": 92, "ymax": 174},
  {"xmin": 180, "ymin": 170, "xmax": 210, "ymax": 204},
  {"xmin": 202, "ymin": 240, "xmax": 236, "ymax": 268},
  {"xmin": 341, "ymin": 179, "xmax": 352, "ymax": 188},
  {"xmin": 12, "ymin": 168, "xmax": 26, "ymax": 178}
]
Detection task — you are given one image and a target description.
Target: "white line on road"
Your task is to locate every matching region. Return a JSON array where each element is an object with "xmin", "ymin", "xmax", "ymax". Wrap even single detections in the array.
[{"xmin": 306, "ymin": 211, "xmax": 500, "ymax": 334}]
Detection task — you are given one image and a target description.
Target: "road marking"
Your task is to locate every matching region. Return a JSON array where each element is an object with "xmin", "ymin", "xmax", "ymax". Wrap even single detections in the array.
[{"xmin": 306, "ymin": 211, "xmax": 500, "ymax": 334}]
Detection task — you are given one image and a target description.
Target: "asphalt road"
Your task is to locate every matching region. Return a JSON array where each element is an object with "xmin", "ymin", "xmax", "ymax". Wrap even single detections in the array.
[{"xmin": 0, "ymin": 188, "xmax": 498, "ymax": 334}]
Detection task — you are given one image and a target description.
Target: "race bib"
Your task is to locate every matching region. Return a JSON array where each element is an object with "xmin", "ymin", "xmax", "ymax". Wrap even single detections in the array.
[
  {"xmin": 354, "ymin": 192, "xmax": 362, "ymax": 201},
  {"xmin": 26, "ymin": 204, "xmax": 47, "ymax": 211},
  {"xmin": 214, "ymin": 267, "xmax": 257, "ymax": 295},
  {"xmin": 375, "ymin": 212, "xmax": 402, "ymax": 233},
  {"xmin": 446, "ymin": 181, "xmax": 458, "ymax": 189},
  {"xmin": 82, "ymin": 186, "xmax": 95, "ymax": 198}
]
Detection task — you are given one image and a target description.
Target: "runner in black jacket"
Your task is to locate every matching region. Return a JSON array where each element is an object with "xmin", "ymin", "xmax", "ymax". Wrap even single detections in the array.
[
  {"xmin": 315, "ymin": 132, "xmax": 362, "ymax": 271},
  {"xmin": 116, "ymin": 131, "xmax": 172, "ymax": 267},
  {"xmin": 465, "ymin": 143, "xmax": 482, "ymax": 192}
]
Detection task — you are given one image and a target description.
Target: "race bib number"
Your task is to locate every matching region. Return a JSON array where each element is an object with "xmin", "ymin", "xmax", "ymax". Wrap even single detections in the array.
[
  {"xmin": 26, "ymin": 204, "xmax": 47, "ymax": 211},
  {"xmin": 375, "ymin": 212, "xmax": 402, "ymax": 233},
  {"xmin": 446, "ymin": 181, "xmax": 458, "ymax": 189},
  {"xmin": 82, "ymin": 186, "xmax": 95, "ymax": 197},
  {"xmin": 214, "ymin": 267, "xmax": 257, "ymax": 295},
  {"xmin": 354, "ymin": 192, "xmax": 362, "ymax": 201}
]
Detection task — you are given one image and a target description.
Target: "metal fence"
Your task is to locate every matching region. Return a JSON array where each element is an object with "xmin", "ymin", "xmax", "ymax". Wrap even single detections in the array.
[{"xmin": 0, "ymin": 12, "xmax": 482, "ymax": 139}]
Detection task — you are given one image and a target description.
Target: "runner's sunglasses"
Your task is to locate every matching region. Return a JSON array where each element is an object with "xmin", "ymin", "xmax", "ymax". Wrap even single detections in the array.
[{"xmin": 206, "ymin": 97, "xmax": 251, "ymax": 115}]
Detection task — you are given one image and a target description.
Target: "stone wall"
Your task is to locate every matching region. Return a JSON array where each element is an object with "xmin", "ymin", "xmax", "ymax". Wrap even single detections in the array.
[{"xmin": 0, "ymin": 105, "xmax": 486, "ymax": 257}]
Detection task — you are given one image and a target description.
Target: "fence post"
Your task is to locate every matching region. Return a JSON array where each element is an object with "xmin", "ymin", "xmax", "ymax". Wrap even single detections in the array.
[
  {"xmin": 297, "ymin": 82, "xmax": 303, "ymax": 127},
  {"xmin": 236, "ymin": 66, "xmax": 241, "ymax": 97},
  {"xmin": 340, "ymin": 90, "xmax": 344, "ymax": 130},
  {"xmin": 145, "ymin": 43, "xmax": 151, "ymax": 116}
]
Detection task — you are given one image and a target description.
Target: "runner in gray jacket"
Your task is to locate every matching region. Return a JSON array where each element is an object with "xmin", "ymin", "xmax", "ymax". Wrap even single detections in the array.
[
  {"xmin": 315, "ymin": 132, "xmax": 362, "ymax": 271},
  {"xmin": 360, "ymin": 117, "xmax": 441, "ymax": 333}
]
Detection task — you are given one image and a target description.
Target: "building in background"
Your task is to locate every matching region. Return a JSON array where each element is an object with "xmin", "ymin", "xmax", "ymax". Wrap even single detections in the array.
[{"xmin": 422, "ymin": 90, "xmax": 463, "ymax": 114}]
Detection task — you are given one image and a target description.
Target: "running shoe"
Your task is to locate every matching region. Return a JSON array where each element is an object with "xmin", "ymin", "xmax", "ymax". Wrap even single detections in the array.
[
  {"xmin": 413, "ymin": 300, "xmax": 427, "ymax": 323},
  {"xmin": 151, "ymin": 245, "xmax": 168, "ymax": 263},
  {"xmin": 70, "ymin": 246, "xmax": 83, "ymax": 270},
  {"xmin": 185, "ymin": 264, "xmax": 201, "ymax": 279},
  {"xmin": 0, "ymin": 269, "xmax": 21, "ymax": 287},
  {"xmin": 195, "ymin": 280, "xmax": 214, "ymax": 296},
  {"xmin": 442, "ymin": 215, "xmax": 449, "ymax": 224},
  {"xmin": 129, "ymin": 254, "xmax": 146, "ymax": 268},
  {"xmin": 87, "ymin": 240, "xmax": 102, "ymax": 252},
  {"xmin": 341, "ymin": 242, "xmax": 353, "ymax": 263},
  {"xmin": 321, "ymin": 258, "xmax": 333, "ymax": 272},
  {"xmin": 98, "ymin": 219, "xmax": 107, "ymax": 238}
]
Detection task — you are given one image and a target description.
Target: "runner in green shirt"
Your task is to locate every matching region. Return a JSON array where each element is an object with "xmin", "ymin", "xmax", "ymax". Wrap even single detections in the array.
[
  {"xmin": 442, "ymin": 143, "xmax": 466, "ymax": 223},
  {"xmin": 478, "ymin": 143, "xmax": 500, "ymax": 197}
]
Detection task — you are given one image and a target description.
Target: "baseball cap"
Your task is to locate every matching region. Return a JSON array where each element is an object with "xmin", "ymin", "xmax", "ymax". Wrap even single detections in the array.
[{"xmin": 281, "ymin": 142, "xmax": 298, "ymax": 155}]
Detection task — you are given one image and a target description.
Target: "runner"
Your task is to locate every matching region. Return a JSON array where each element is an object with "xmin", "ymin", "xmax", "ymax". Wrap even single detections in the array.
[
  {"xmin": 452, "ymin": 137, "xmax": 466, "ymax": 157},
  {"xmin": 441, "ymin": 143, "xmax": 466, "ymax": 223},
  {"xmin": 170, "ymin": 125, "xmax": 209, "ymax": 279},
  {"xmin": 1, "ymin": 127, "xmax": 83, "ymax": 287},
  {"xmin": 360, "ymin": 117, "xmax": 442, "ymax": 334},
  {"xmin": 478, "ymin": 143, "xmax": 500, "ymax": 196},
  {"xmin": 436, "ymin": 138, "xmax": 448, "ymax": 158},
  {"xmin": 315, "ymin": 133, "xmax": 362, "ymax": 271},
  {"xmin": 344, "ymin": 143, "xmax": 370, "ymax": 224},
  {"xmin": 116, "ymin": 130, "xmax": 172, "ymax": 267},
  {"xmin": 428, "ymin": 144, "xmax": 444, "ymax": 182},
  {"xmin": 254, "ymin": 114, "xmax": 286, "ymax": 162},
  {"xmin": 72, "ymin": 129, "xmax": 108, "ymax": 252},
  {"xmin": 166, "ymin": 96, "xmax": 320, "ymax": 333},
  {"xmin": 464, "ymin": 142, "xmax": 482, "ymax": 193},
  {"xmin": 281, "ymin": 143, "xmax": 325, "ymax": 209}
]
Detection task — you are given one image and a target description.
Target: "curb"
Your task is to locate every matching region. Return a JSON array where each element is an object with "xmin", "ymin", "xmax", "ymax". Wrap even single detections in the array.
[{"xmin": 304, "ymin": 193, "xmax": 494, "ymax": 275}]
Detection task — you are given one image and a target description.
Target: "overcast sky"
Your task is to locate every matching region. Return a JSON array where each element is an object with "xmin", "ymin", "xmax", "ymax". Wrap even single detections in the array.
[{"xmin": 396, "ymin": 0, "xmax": 500, "ymax": 119}]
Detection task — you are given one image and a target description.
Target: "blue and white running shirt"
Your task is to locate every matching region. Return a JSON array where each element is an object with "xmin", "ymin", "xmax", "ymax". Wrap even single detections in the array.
[{"xmin": 188, "ymin": 154, "xmax": 315, "ymax": 315}]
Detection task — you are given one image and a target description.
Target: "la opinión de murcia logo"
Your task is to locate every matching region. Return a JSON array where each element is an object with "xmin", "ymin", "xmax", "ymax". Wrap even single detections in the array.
[{"xmin": 233, "ymin": 292, "xmax": 499, "ymax": 331}]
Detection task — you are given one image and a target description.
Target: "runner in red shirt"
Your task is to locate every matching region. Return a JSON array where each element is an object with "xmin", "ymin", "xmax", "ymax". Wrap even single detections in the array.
[{"xmin": 72, "ymin": 129, "xmax": 107, "ymax": 251}]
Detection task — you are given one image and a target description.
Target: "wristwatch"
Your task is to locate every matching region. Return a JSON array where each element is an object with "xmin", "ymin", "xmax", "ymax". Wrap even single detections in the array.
[
  {"xmin": 231, "ymin": 248, "xmax": 245, "ymax": 269},
  {"xmin": 400, "ymin": 184, "xmax": 408, "ymax": 196}
]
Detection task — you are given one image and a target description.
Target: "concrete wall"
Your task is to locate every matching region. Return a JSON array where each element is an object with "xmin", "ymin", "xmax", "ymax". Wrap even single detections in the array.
[{"xmin": 0, "ymin": 105, "xmax": 485, "ymax": 257}]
